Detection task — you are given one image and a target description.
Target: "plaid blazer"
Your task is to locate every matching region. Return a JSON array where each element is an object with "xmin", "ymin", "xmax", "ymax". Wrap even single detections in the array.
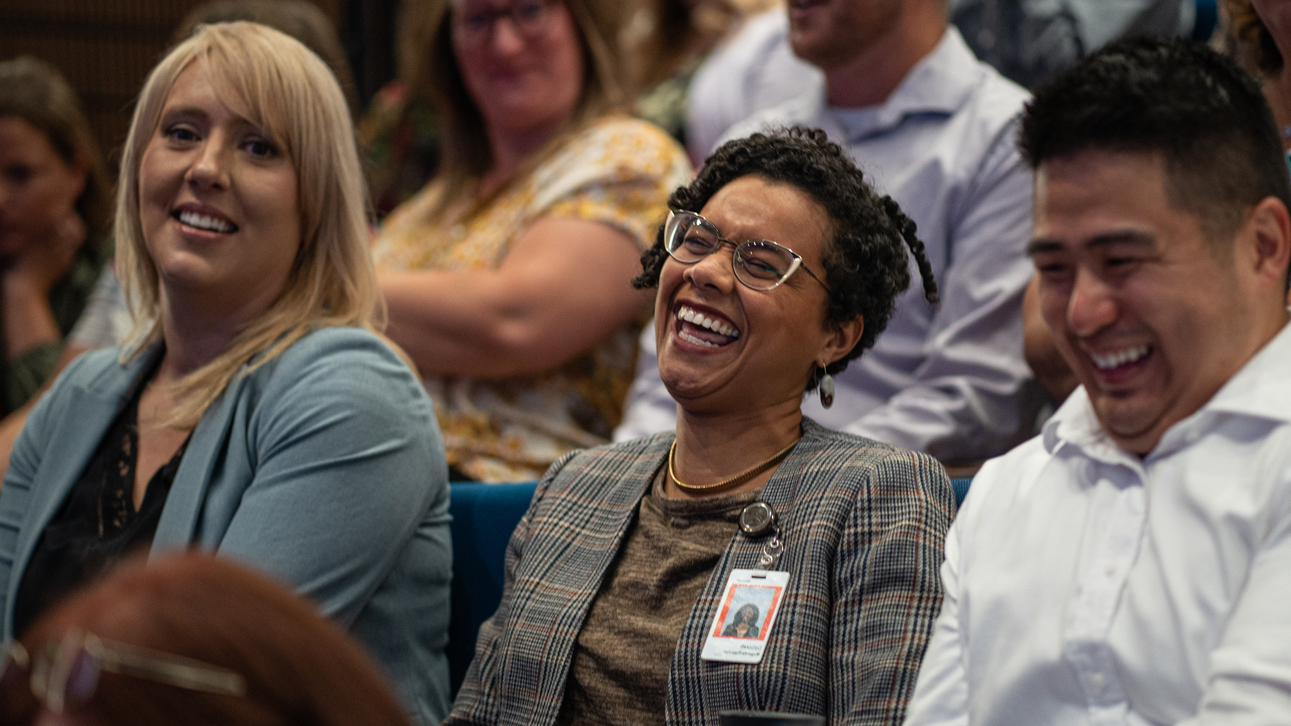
[{"xmin": 448, "ymin": 418, "xmax": 954, "ymax": 726}]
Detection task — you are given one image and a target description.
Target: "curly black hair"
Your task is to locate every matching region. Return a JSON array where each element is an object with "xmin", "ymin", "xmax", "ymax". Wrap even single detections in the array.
[
  {"xmin": 633, "ymin": 127, "xmax": 938, "ymax": 381},
  {"xmin": 1021, "ymin": 36, "xmax": 1291, "ymax": 245}
]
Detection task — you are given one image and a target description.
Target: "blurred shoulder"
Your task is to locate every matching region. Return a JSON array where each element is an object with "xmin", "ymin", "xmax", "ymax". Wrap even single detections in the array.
[{"xmin": 554, "ymin": 114, "xmax": 692, "ymax": 178}]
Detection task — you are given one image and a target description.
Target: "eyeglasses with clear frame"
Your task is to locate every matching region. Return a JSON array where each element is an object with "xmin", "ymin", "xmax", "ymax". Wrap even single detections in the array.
[
  {"xmin": 452, "ymin": 0, "xmax": 559, "ymax": 46},
  {"xmin": 663, "ymin": 209, "xmax": 830, "ymax": 291},
  {"xmin": 0, "ymin": 629, "xmax": 246, "ymax": 717}
]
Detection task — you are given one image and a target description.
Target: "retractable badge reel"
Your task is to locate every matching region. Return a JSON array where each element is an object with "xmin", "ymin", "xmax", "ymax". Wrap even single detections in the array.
[
  {"xmin": 739, "ymin": 501, "xmax": 784, "ymax": 570},
  {"xmin": 701, "ymin": 501, "xmax": 790, "ymax": 664}
]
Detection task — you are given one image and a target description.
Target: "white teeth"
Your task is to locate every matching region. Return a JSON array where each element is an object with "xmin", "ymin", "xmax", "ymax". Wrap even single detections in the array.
[
  {"xmin": 1090, "ymin": 344, "xmax": 1151, "ymax": 370},
  {"xmin": 680, "ymin": 330, "xmax": 719, "ymax": 348},
  {"xmin": 676, "ymin": 305, "xmax": 740, "ymax": 339},
  {"xmin": 178, "ymin": 210, "xmax": 235, "ymax": 233}
]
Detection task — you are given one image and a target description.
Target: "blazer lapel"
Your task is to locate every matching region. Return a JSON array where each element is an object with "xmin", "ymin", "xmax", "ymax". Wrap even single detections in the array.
[
  {"xmin": 3, "ymin": 361, "xmax": 144, "ymax": 631},
  {"xmin": 150, "ymin": 373, "xmax": 247, "ymax": 552}
]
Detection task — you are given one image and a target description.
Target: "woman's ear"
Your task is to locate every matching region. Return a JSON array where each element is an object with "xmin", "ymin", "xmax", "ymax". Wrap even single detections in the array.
[{"xmin": 820, "ymin": 316, "xmax": 864, "ymax": 368}]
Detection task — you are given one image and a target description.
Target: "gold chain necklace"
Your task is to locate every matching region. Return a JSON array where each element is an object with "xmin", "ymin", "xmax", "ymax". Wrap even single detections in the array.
[{"xmin": 668, "ymin": 438, "xmax": 800, "ymax": 494}]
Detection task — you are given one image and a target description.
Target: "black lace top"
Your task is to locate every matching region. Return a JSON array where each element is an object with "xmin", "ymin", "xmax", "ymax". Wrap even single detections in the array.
[{"xmin": 12, "ymin": 365, "xmax": 191, "ymax": 636}]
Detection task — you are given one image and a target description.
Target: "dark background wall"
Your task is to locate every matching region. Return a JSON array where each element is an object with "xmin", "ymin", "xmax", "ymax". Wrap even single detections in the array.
[{"xmin": 0, "ymin": 0, "xmax": 398, "ymax": 170}]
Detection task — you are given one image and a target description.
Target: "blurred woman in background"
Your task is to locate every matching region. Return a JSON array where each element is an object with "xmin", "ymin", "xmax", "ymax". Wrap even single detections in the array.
[
  {"xmin": 0, "ymin": 57, "xmax": 111, "ymax": 416},
  {"xmin": 1, "ymin": 553, "xmax": 412, "ymax": 726},
  {"xmin": 374, "ymin": 0, "xmax": 691, "ymax": 482}
]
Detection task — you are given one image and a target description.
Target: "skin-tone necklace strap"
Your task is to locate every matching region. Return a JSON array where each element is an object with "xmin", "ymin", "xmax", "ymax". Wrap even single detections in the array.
[{"xmin": 668, "ymin": 438, "xmax": 800, "ymax": 495}]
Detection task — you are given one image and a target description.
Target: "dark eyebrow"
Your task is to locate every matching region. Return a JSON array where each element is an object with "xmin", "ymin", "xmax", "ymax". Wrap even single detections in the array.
[{"xmin": 1026, "ymin": 229, "xmax": 1155, "ymax": 257}]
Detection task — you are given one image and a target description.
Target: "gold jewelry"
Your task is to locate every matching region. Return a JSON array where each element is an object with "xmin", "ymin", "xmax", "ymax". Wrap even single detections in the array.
[{"xmin": 668, "ymin": 438, "xmax": 799, "ymax": 494}]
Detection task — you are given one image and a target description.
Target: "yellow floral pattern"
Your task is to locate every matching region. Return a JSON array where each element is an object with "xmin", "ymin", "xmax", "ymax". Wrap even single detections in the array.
[{"xmin": 373, "ymin": 115, "xmax": 692, "ymax": 482}]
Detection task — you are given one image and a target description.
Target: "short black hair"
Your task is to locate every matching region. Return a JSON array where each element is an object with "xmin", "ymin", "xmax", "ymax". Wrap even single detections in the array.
[
  {"xmin": 634, "ymin": 127, "xmax": 938, "ymax": 381},
  {"xmin": 1020, "ymin": 36, "xmax": 1291, "ymax": 244}
]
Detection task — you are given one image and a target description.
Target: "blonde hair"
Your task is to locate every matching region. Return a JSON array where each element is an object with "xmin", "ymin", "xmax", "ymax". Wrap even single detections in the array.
[{"xmin": 115, "ymin": 21, "xmax": 381, "ymax": 427}]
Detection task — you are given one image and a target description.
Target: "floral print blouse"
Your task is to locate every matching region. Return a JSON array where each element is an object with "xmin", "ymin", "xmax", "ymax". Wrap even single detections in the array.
[{"xmin": 373, "ymin": 115, "xmax": 692, "ymax": 482}]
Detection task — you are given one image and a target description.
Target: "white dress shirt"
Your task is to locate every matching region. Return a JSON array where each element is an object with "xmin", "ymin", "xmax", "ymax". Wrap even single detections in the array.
[
  {"xmin": 684, "ymin": 9, "xmax": 822, "ymax": 163},
  {"xmin": 615, "ymin": 28, "xmax": 1041, "ymax": 461},
  {"xmin": 905, "ymin": 322, "xmax": 1291, "ymax": 726}
]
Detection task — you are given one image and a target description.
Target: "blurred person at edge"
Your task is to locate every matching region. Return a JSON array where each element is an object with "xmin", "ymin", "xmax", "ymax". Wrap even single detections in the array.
[
  {"xmin": 615, "ymin": 0, "xmax": 1042, "ymax": 466},
  {"xmin": 0, "ymin": 23, "xmax": 451, "ymax": 724},
  {"xmin": 373, "ymin": 0, "xmax": 691, "ymax": 483},
  {"xmin": 0, "ymin": 58, "xmax": 111, "ymax": 420},
  {"xmin": 0, "ymin": 0, "xmax": 362, "ymax": 481},
  {"xmin": 448, "ymin": 128, "xmax": 953, "ymax": 726},
  {"xmin": 0, "ymin": 553, "xmax": 412, "ymax": 726},
  {"xmin": 625, "ymin": 0, "xmax": 781, "ymax": 148}
]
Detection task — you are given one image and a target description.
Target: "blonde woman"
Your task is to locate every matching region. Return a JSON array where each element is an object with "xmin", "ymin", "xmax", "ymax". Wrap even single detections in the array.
[
  {"xmin": 0, "ymin": 23, "xmax": 451, "ymax": 725},
  {"xmin": 374, "ymin": 0, "xmax": 692, "ymax": 482}
]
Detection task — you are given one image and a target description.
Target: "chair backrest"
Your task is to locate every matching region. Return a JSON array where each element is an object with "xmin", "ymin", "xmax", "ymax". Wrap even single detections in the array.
[
  {"xmin": 951, "ymin": 477, "xmax": 971, "ymax": 508},
  {"xmin": 446, "ymin": 481, "xmax": 538, "ymax": 697}
]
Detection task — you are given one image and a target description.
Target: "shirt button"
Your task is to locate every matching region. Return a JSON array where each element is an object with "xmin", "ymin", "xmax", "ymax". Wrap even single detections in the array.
[{"xmin": 1090, "ymin": 673, "xmax": 1107, "ymax": 689}]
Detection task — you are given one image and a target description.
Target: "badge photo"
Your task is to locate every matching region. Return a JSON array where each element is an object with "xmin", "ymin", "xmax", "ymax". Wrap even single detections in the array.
[{"xmin": 701, "ymin": 569, "xmax": 790, "ymax": 663}]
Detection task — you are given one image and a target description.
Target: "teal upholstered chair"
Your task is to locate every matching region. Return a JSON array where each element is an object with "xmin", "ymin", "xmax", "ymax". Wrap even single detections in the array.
[{"xmin": 446, "ymin": 481, "xmax": 537, "ymax": 696}]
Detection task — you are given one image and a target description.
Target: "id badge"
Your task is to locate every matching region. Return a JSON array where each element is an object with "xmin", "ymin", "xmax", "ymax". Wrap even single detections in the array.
[{"xmin": 700, "ymin": 569, "xmax": 790, "ymax": 663}]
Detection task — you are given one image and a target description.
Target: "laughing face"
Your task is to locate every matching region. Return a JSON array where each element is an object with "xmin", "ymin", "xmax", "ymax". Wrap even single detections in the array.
[
  {"xmin": 1030, "ymin": 149, "xmax": 1271, "ymax": 454},
  {"xmin": 138, "ymin": 61, "xmax": 301, "ymax": 319},
  {"xmin": 655, "ymin": 175, "xmax": 858, "ymax": 417}
]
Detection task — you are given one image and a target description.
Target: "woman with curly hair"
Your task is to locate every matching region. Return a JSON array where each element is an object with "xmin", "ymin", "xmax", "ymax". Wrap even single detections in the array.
[{"xmin": 448, "ymin": 127, "xmax": 953, "ymax": 726}]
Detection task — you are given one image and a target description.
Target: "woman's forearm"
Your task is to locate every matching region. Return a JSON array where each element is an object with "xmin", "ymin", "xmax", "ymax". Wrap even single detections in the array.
[{"xmin": 380, "ymin": 217, "xmax": 651, "ymax": 379}]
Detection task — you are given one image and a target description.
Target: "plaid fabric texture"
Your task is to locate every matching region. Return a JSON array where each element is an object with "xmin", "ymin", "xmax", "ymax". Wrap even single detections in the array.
[{"xmin": 449, "ymin": 419, "xmax": 954, "ymax": 726}]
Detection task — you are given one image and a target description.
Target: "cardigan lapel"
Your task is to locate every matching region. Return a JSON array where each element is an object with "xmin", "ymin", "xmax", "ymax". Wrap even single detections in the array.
[
  {"xmin": 3, "ymin": 354, "xmax": 150, "ymax": 632},
  {"xmin": 150, "ymin": 371, "xmax": 248, "ymax": 552}
]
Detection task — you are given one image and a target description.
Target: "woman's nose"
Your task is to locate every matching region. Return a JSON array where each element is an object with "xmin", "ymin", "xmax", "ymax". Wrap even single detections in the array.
[
  {"xmin": 185, "ymin": 137, "xmax": 230, "ymax": 189},
  {"xmin": 489, "ymin": 15, "xmax": 527, "ymax": 55},
  {"xmin": 684, "ymin": 243, "xmax": 738, "ymax": 293}
]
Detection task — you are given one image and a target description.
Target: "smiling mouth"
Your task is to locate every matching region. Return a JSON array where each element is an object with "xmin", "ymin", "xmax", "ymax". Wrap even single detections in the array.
[
  {"xmin": 174, "ymin": 209, "xmax": 238, "ymax": 234},
  {"xmin": 676, "ymin": 305, "xmax": 740, "ymax": 349},
  {"xmin": 1089, "ymin": 344, "xmax": 1152, "ymax": 371}
]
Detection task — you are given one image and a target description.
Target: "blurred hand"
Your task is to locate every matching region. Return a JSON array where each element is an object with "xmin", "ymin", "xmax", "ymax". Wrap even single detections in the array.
[{"xmin": 3, "ymin": 210, "xmax": 86, "ymax": 297}]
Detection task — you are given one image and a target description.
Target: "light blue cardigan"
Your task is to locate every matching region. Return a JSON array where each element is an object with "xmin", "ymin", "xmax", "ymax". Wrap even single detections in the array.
[{"xmin": 0, "ymin": 326, "xmax": 452, "ymax": 724}]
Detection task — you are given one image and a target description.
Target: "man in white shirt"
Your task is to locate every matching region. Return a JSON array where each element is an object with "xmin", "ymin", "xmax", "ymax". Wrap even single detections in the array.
[
  {"xmin": 616, "ymin": 0, "xmax": 1040, "ymax": 462},
  {"xmin": 904, "ymin": 37, "xmax": 1291, "ymax": 725}
]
